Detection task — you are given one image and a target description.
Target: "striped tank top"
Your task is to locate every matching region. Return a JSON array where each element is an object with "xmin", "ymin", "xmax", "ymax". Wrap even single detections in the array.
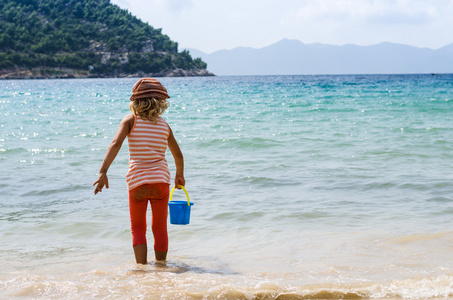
[{"xmin": 126, "ymin": 115, "xmax": 171, "ymax": 191}]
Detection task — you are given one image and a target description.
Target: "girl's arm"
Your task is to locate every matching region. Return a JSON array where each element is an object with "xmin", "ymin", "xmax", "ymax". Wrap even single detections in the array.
[
  {"xmin": 93, "ymin": 114, "xmax": 135, "ymax": 195},
  {"xmin": 168, "ymin": 127, "xmax": 185, "ymax": 189}
]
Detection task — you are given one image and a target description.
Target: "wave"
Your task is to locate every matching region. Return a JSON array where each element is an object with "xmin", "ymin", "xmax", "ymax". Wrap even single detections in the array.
[
  {"xmin": 19, "ymin": 184, "xmax": 87, "ymax": 197},
  {"xmin": 2, "ymin": 268, "xmax": 453, "ymax": 299},
  {"xmin": 196, "ymin": 137, "xmax": 283, "ymax": 150}
]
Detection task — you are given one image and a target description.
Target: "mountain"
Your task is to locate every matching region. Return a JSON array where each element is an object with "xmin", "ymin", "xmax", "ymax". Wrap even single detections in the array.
[
  {"xmin": 0, "ymin": 0, "xmax": 213, "ymax": 78},
  {"xmin": 186, "ymin": 39, "xmax": 453, "ymax": 75}
]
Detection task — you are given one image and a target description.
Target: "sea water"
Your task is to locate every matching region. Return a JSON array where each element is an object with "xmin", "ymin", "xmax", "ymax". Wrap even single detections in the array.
[{"xmin": 1, "ymin": 74, "xmax": 453, "ymax": 299}]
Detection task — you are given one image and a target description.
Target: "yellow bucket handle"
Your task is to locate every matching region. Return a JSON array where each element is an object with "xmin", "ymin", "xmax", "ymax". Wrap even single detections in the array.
[{"xmin": 169, "ymin": 185, "xmax": 190, "ymax": 206}]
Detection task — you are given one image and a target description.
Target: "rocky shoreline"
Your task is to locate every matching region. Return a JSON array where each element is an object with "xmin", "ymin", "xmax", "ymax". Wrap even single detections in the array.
[{"xmin": 0, "ymin": 67, "xmax": 215, "ymax": 79}]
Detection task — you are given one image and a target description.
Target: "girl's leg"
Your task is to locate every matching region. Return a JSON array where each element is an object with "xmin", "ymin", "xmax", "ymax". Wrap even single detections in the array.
[
  {"xmin": 150, "ymin": 183, "xmax": 170, "ymax": 261},
  {"xmin": 129, "ymin": 186, "xmax": 150, "ymax": 264},
  {"xmin": 133, "ymin": 244, "xmax": 148, "ymax": 264}
]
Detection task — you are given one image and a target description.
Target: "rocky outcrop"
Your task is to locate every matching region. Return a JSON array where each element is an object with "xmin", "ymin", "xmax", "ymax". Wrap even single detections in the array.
[
  {"xmin": 160, "ymin": 68, "xmax": 215, "ymax": 77},
  {"xmin": 0, "ymin": 68, "xmax": 87, "ymax": 79},
  {"xmin": 0, "ymin": 67, "xmax": 214, "ymax": 79}
]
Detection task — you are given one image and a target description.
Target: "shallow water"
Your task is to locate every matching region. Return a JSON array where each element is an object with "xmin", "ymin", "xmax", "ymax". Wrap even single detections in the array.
[{"xmin": 1, "ymin": 74, "xmax": 453, "ymax": 299}]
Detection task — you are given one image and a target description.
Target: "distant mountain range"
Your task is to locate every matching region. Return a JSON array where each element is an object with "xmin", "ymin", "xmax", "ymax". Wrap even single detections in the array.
[{"xmin": 187, "ymin": 39, "xmax": 453, "ymax": 76}]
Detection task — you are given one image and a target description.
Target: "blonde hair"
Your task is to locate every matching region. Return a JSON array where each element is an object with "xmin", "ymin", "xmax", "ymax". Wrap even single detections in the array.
[{"xmin": 129, "ymin": 97, "xmax": 169, "ymax": 122}]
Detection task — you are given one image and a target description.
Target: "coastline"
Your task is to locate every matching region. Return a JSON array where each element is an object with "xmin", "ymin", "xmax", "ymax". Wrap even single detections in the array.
[{"xmin": 0, "ymin": 67, "xmax": 215, "ymax": 80}]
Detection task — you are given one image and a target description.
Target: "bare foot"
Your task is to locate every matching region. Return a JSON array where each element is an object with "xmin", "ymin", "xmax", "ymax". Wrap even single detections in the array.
[{"xmin": 154, "ymin": 260, "xmax": 167, "ymax": 267}]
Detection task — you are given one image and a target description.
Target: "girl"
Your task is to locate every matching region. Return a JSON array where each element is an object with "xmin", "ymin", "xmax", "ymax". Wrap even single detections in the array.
[{"xmin": 93, "ymin": 78, "xmax": 185, "ymax": 264}]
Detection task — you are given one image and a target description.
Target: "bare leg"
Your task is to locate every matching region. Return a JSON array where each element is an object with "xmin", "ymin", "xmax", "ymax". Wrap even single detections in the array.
[
  {"xmin": 133, "ymin": 244, "xmax": 148, "ymax": 264},
  {"xmin": 155, "ymin": 251, "xmax": 167, "ymax": 262}
]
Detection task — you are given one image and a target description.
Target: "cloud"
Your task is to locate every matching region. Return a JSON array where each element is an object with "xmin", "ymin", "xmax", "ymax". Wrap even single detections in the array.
[
  {"xmin": 112, "ymin": 0, "xmax": 194, "ymax": 13},
  {"xmin": 165, "ymin": 0, "xmax": 194, "ymax": 12},
  {"xmin": 294, "ymin": 0, "xmax": 439, "ymax": 26},
  {"xmin": 277, "ymin": 0, "xmax": 453, "ymax": 48},
  {"xmin": 110, "ymin": 0, "xmax": 453, "ymax": 52},
  {"xmin": 111, "ymin": 0, "xmax": 131, "ymax": 10},
  {"xmin": 130, "ymin": 0, "xmax": 194, "ymax": 12}
]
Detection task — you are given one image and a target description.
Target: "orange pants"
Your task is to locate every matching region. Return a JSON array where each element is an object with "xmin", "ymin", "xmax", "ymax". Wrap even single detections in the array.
[{"xmin": 128, "ymin": 183, "xmax": 169, "ymax": 252}]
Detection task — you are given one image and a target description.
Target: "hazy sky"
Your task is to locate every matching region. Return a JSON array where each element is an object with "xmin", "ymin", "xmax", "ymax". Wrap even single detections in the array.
[{"xmin": 111, "ymin": 0, "xmax": 453, "ymax": 53}]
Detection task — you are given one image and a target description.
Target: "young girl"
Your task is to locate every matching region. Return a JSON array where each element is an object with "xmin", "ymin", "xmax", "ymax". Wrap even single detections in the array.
[{"xmin": 93, "ymin": 78, "xmax": 185, "ymax": 264}]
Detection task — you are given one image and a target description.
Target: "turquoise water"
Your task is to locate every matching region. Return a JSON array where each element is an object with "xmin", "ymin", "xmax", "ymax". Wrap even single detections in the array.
[{"xmin": 1, "ymin": 74, "xmax": 453, "ymax": 299}]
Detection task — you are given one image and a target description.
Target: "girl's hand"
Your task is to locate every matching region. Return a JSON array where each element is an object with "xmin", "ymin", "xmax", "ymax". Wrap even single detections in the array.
[
  {"xmin": 93, "ymin": 173, "xmax": 109, "ymax": 195},
  {"xmin": 175, "ymin": 175, "xmax": 185, "ymax": 189}
]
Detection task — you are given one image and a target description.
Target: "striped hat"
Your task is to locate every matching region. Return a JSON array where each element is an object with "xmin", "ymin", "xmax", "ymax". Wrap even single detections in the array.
[{"xmin": 130, "ymin": 78, "xmax": 170, "ymax": 101}]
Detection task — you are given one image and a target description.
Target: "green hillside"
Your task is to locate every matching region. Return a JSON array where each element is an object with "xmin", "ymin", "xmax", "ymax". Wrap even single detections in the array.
[{"xmin": 0, "ymin": 0, "xmax": 212, "ymax": 78}]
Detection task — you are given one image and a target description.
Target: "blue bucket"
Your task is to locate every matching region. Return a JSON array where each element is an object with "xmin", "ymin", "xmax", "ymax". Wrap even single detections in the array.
[{"xmin": 168, "ymin": 186, "xmax": 193, "ymax": 225}]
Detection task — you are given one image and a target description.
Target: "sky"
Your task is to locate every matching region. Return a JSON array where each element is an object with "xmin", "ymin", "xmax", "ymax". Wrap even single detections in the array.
[{"xmin": 110, "ymin": 0, "xmax": 453, "ymax": 54}]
